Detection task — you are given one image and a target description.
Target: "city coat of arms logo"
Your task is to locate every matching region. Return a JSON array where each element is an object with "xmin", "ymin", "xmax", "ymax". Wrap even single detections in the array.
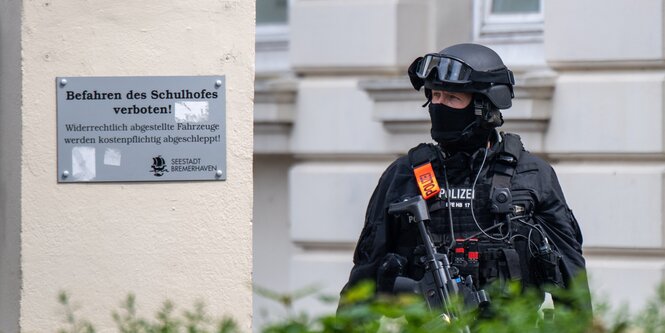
[{"xmin": 150, "ymin": 155, "xmax": 168, "ymax": 177}]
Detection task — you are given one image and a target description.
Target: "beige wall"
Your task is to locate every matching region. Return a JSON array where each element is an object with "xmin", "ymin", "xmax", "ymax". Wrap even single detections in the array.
[{"xmin": 1, "ymin": 1, "xmax": 255, "ymax": 331}]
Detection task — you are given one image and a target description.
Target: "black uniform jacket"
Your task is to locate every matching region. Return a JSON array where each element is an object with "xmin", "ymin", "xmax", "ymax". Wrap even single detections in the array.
[{"xmin": 341, "ymin": 135, "xmax": 588, "ymax": 300}]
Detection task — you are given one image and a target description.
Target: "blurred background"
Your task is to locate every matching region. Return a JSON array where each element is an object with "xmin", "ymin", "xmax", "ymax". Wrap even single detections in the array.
[{"xmin": 253, "ymin": 0, "xmax": 665, "ymax": 330}]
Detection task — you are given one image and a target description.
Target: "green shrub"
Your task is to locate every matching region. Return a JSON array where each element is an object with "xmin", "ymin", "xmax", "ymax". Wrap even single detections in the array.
[
  {"xmin": 56, "ymin": 279, "xmax": 653, "ymax": 333},
  {"xmin": 57, "ymin": 292, "xmax": 240, "ymax": 333}
]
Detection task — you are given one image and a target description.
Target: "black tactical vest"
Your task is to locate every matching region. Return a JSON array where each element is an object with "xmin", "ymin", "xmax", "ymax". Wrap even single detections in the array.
[{"xmin": 396, "ymin": 134, "xmax": 537, "ymax": 289}]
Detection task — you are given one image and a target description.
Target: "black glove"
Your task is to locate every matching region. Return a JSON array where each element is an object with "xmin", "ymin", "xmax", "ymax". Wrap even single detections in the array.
[{"xmin": 376, "ymin": 253, "xmax": 408, "ymax": 293}]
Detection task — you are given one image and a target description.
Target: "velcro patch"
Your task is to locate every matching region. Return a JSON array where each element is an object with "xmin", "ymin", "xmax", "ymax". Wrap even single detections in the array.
[{"xmin": 413, "ymin": 162, "xmax": 440, "ymax": 200}]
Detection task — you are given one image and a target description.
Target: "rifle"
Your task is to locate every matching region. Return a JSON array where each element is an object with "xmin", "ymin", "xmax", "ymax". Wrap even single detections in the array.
[{"xmin": 388, "ymin": 195, "xmax": 490, "ymax": 330}]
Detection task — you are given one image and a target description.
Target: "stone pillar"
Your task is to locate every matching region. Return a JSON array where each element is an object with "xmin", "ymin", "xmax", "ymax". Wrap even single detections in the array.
[
  {"xmin": 545, "ymin": 0, "xmax": 665, "ymax": 311},
  {"xmin": 0, "ymin": 1, "xmax": 255, "ymax": 331}
]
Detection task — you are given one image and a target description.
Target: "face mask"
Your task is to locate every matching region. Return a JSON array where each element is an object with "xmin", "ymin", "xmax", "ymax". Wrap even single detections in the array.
[{"xmin": 428, "ymin": 102, "xmax": 477, "ymax": 144}]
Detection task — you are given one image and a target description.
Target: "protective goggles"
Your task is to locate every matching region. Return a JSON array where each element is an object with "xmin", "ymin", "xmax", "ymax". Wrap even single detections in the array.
[{"xmin": 414, "ymin": 54, "xmax": 514, "ymax": 86}]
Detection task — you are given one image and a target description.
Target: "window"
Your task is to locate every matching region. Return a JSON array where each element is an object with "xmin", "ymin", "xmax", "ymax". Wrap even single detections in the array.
[
  {"xmin": 256, "ymin": 0, "xmax": 290, "ymax": 75},
  {"xmin": 257, "ymin": 0, "xmax": 288, "ymax": 26},
  {"xmin": 491, "ymin": 0, "xmax": 540, "ymax": 14},
  {"xmin": 474, "ymin": 0, "xmax": 543, "ymax": 42},
  {"xmin": 256, "ymin": 0, "xmax": 289, "ymax": 38}
]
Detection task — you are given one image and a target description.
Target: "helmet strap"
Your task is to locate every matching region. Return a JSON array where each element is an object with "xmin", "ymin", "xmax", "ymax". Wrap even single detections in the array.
[
  {"xmin": 473, "ymin": 95, "xmax": 504, "ymax": 129},
  {"xmin": 473, "ymin": 96, "xmax": 489, "ymax": 116},
  {"xmin": 422, "ymin": 89, "xmax": 432, "ymax": 107}
]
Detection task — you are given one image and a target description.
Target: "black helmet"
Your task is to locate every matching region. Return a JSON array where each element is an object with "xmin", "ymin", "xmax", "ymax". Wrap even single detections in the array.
[{"xmin": 408, "ymin": 43, "xmax": 515, "ymax": 109}]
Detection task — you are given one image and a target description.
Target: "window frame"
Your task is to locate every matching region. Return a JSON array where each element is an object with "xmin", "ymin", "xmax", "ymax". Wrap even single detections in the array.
[
  {"xmin": 256, "ymin": 24, "xmax": 289, "ymax": 50},
  {"xmin": 255, "ymin": 0, "xmax": 292, "ymax": 75},
  {"xmin": 473, "ymin": 0, "xmax": 544, "ymax": 42}
]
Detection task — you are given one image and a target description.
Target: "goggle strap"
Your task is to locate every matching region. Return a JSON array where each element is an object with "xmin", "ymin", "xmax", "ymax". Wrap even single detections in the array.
[{"xmin": 468, "ymin": 70, "xmax": 514, "ymax": 85}]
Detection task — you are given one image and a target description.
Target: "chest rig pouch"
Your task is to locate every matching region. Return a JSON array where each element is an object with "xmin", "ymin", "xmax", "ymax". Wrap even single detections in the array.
[
  {"xmin": 479, "ymin": 133, "xmax": 525, "ymax": 287},
  {"xmin": 404, "ymin": 134, "xmax": 558, "ymax": 289},
  {"xmin": 492, "ymin": 134, "xmax": 564, "ymax": 288}
]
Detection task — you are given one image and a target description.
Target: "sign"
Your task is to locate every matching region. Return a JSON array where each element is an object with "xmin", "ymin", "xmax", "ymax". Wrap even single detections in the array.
[{"xmin": 56, "ymin": 76, "xmax": 226, "ymax": 182}]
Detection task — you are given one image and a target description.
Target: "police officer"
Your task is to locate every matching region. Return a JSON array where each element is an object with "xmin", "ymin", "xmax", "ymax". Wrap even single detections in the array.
[{"xmin": 340, "ymin": 43, "xmax": 590, "ymax": 310}]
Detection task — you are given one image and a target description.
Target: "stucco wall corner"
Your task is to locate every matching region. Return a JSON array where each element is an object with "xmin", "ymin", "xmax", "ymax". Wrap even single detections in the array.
[{"xmin": 15, "ymin": 1, "xmax": 256, "ymax": 332}]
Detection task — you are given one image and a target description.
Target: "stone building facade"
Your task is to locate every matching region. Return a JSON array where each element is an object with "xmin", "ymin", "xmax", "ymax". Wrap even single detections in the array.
[{"xmin": 253, "ymin": 0, "xmax": 665, "ymax": 328}]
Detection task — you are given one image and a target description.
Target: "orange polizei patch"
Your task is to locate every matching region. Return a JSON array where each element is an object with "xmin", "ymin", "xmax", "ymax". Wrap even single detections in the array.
[{"xmin": 413, "ymin": 162, "xmax": 440, "ymax": 200}]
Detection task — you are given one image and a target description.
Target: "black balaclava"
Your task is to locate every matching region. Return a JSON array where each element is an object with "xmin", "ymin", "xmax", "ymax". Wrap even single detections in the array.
[{"xmin": 428, "ymin": 99, "xmax": 492, "ymax": 153}]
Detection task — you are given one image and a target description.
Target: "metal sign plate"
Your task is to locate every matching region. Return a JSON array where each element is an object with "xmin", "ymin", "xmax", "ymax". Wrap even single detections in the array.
[{"xmin": 56, "ymin": 76, "xmax": 226, "ymax": 182}]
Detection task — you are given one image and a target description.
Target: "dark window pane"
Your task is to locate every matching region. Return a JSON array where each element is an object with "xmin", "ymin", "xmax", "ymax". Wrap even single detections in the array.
[
  {"xmin": 257, "ymin": 0, "xmax": 288, "ymax": 25},
  {"xmin": 491, "ymin": 0, "xmax": 540, "ymax": 14}
]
